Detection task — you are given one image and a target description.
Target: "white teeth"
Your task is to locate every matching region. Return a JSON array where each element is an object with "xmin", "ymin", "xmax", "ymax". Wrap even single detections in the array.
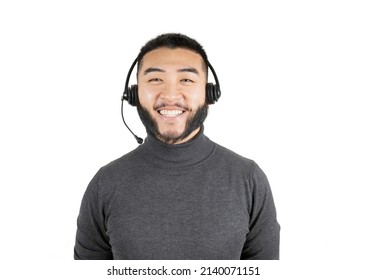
[{"xmin": 159, "ymin": 109, "xmax": 183, "ymax": 117}]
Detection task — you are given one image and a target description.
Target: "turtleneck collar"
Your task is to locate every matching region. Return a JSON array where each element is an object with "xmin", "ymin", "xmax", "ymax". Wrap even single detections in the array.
[{"xmin": 138, "ymin": 127, "xmax": 216, "ymax": 169}]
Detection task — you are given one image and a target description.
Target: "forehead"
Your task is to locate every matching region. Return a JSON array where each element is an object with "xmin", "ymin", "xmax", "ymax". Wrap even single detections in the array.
[{"xmin": 139, "ymin": 47, "xmax": 205, "ymax": 72}]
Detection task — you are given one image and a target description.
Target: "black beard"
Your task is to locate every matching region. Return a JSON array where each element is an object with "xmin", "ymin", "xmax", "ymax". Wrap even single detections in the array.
[{"xmin": 137, "ymin": 102, "xmax": 208, "ymax": 144}]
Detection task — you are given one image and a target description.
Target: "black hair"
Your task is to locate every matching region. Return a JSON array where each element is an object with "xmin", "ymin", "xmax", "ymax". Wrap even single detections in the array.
[{"xmin": 136, "ymin": 33, "xmax": 209, "ymax": 75}]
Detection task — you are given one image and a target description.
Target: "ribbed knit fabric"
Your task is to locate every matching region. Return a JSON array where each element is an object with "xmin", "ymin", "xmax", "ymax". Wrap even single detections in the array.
[{"xmin": 74, "ymin": 129, "xmax": 280, "ymax": 260}]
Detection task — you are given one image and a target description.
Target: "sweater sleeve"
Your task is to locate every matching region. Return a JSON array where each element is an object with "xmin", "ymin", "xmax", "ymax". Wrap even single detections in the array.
[
  {"xmin": 74, "ymin": 172, "xmax": 113, "ymax": 260},
  {"xmin": 241, "ymin": 162, "xmax": 280, "ymax": 260}
]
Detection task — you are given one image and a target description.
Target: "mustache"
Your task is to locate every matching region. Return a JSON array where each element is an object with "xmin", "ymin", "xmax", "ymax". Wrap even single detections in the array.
[{"xmin": 153, "ymin": 102, "xmax": 191, "ymax": 112}]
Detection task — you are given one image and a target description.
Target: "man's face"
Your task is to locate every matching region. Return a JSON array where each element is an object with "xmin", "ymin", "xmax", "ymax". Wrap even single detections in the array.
[{"xmin": 137, "ymin": 47, "xmax": 207, "ymax": 144}]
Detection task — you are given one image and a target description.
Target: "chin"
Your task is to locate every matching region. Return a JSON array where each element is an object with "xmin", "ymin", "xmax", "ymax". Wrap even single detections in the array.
[
  {"xmin": 158, "ymin": 128, "xmax": 185, "ymax": 140},
  {"xmin": 158, "ymin": 127, "xmax": 185, "ymax": 137}
]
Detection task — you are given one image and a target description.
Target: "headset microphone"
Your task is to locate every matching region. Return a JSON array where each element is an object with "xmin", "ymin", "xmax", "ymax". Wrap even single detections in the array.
[{"xmin": 121, "ymin": 97, "xmax": 143, "ymax": 144}]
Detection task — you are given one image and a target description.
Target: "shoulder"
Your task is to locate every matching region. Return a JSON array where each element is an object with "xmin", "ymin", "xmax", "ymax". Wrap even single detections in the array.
[
  {"xmin": 210, "ymin": 140, "xmax": 270, "ymax": 186},
  {"xmin": 90, "ymin": 146, "xmax": 143, "ymax": 191},
  {"xmin": 212, "ymin": 141, "xmax": 257, "ymax": 175},
  {"xmin": 103, "ymin": 146, "xmax": 140, "ymax": 172}
]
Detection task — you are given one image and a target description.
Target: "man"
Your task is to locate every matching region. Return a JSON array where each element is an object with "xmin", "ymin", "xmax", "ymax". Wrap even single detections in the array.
[{"xmin": 74, "ymin": 33, "xmax": 280, "ymax": 260}]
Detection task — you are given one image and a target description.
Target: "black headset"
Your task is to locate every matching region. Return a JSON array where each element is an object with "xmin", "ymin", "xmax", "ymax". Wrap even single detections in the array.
[
  {"xmin": 122, "ymin": 57, "xmax": 221, "ymax": 106},
  {"xmin": 120, "ymin": 56, "xmax": 221, "ymax": 144}
]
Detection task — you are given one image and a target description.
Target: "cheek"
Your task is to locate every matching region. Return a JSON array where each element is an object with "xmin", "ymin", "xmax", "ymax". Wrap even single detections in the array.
[
  {"xmin": 138, "ymin": 86, "xmax": 156, "ymax": 108},
  {"xmin": 189, "ymin": 85, "xmax": 206, "ymax": 105}
]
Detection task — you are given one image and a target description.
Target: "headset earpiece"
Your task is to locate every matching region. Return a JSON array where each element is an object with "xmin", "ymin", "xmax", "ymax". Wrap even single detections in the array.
[
  {"xmin": 123, "ymin": 84, "xmax": 138, "ymax": 106},
  {"xmin": 122, "ymin": 58, "xmax": 139, "ymax": 106},
  {"xmin": 206, "ymin": 62, "xmax": 221, "ymax": 104},
  {"xmin": 206, "ymin": 83, "xmax": 221, "ymax": 104}
]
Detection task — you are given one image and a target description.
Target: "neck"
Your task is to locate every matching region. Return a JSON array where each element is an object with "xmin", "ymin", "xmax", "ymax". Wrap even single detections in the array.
[{"xmin": 139, "ymin": 127, "xmax": 216, "ymax": 168}]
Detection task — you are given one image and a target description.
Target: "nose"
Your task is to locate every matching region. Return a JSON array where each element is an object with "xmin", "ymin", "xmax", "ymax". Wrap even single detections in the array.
[{"xmin": 160, "ymin": 80, "xmax": 183, "ymax": 101}]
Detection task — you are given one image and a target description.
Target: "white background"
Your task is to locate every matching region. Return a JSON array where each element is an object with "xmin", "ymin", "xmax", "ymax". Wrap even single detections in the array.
[{"xmin": 1, "ymin": 0, "xmax": 365, "ymax": 279}]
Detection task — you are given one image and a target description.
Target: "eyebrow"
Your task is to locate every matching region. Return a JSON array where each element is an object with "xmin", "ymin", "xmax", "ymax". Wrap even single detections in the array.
[
  {"xmin": 143, "ymin": 67, "xmax": 165, "ymax": 75},
  {"xmin": 143, "ymin": 67, "xmax": 200, "ymax": 76},
  {"xmin": 178, "ymin": 67, "xmax": 199, "ymax": 75}
]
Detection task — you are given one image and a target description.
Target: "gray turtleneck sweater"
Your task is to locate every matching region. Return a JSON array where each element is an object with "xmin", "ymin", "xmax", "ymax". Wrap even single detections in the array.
[{"xmin": 74, "ymin": 130, "xmax": 280, "ymax": 260}]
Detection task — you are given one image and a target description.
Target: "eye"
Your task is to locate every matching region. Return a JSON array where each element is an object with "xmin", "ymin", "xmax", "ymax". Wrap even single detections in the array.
[
  {"xmin": 181, "ymin": 78, "xmax": 194, "ymax": 83},
  {"xmin": 148, "ymin": 78, "xmax": 162, "ymax": 83}
]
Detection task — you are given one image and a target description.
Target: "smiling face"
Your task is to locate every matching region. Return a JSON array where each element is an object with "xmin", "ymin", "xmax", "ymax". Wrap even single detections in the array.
[{"xmin": 137, "ymin": 47, "xmax": 208, "ymax": 144}]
